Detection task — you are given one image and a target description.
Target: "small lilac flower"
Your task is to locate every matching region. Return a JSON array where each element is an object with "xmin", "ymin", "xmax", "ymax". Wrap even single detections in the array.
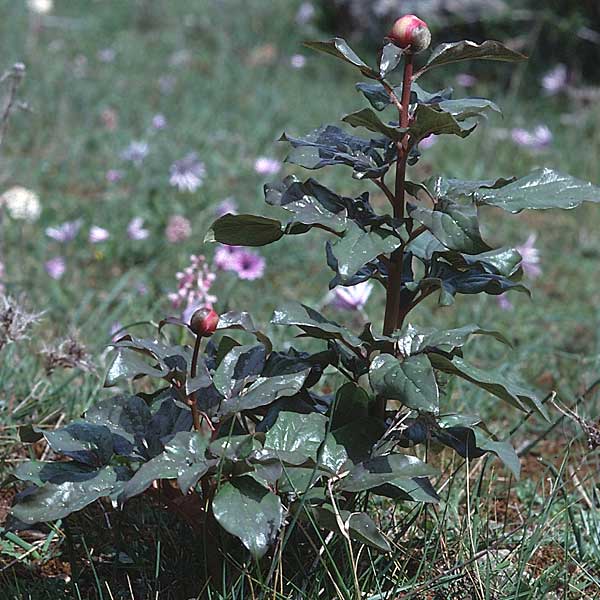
[
  {"xmin": 121, "ymin": 140, "xmax": 149, "ymax": 166},
  {"xmin": 127, "ymin": 217, "xmax": 149, "ymax": 241},
  {"xmin": 97, "ymin": 47, "xmax": 116, "ymax": 63},
  {"xmin": 165, "ymin": 215, "xmax": 192, "ymax": 243},
  {"xmin": 45, "ymin": 257, "xmax": 66, "ymax": 280},
  {"xmin": 89, "ymin": 226, "xmax": 110, "ymax": 243},
  {"xmin": 214, "ymin": 245, "xmax": 241, "ymax": 271},
  {"xmin": 151, "ymin": 113, "xmax": 167, "ymax": 130},
  {"xmin": 169, "ymin": 152, "xmax": 206, "ymax": 192},
  {"xmin": 541, "ymin": 64, "xmax": 567, "ymax": 95},
  {"xmin": 420, "ymin": 134, "xmax": 437, "ymax": 150},
  {"xmin": 456, "ymin": 73, "xmax": 477, "ymax": 88},
  {"xmin": 291, "ymin": 54, "xmax": 307, "ymax": 69},
  {"xmin": 329, "ymin": 281, "xmax": 373, "ymax": 311},
  {"xmin": 230, "ymin": 249, "xmax": 265, "ymax": 280},
  {"xmin": 45, "ymin": 219, "xmax": 82, "ymax": 243},
  {"xmin": 511, "ymin": 125, "xmax": 552, "ymax": 151},
  {"xmin": 517, "ymin": 233, "xmax": 542, "ymax": 279},
  {"xmin": 215, "ymin": 197, "xmax": 238, "ymax": 217},
  {"xmin": 106, "ymin": 169, "xmax": 124, "ymax": 183},
  {"xmin": 254, "ymin": 157, "xmax": 281, "ymax": 176},
  {"xmin": 296, "ymin": 2, "xmax": 315, "ymax": 25},
  {"xmin": 496, "ymin": 293, "xmax": 513, "ymax": 311},
  {"xmin": 169, "ymin": 255, "xmax": 217, "ymax": 322}
]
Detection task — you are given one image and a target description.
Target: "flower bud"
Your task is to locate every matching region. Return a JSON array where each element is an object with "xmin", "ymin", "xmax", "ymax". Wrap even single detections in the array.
[
  {"xmin": 189, "ymin": 307, "xmax": 219, "ymax": 337},
  {"xmin": 389, "ymin": 15, "xmax": 431, "ymax": 53}
]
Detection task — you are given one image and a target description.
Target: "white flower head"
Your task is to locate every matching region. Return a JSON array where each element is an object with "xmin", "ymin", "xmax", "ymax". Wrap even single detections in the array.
[
  {"xmin": 27, "ymin": 0, "xmax": 53, "ymax": 14},
  {"xmin": 1, "ymin": 186, "xmax": 41, "ymax": 222}
]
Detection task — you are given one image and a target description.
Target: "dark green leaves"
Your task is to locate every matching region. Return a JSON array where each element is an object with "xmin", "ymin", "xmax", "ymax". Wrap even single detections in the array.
[
  {"xmin": 303, "ymin": 38, "xmax": 377, "ymax": 79},
  {"xmin": 476, "ymin": 168, "xmax": 600, "ymax": 213},
  {"xmin": 329, "ymin": 222, "xmax": 401, "ymax": 284},
  {"xmin": 272, "ymin": 301, "xmax": 363, "ymax": 349},
  {"xmin": 11, "ymin": 466, "xmax": 123, "ymax": 525},
  {"xmin": 409, "ymin": 199, "xmax": 491, "ymax": 254},
  {"xmin": 417, "ymin": 40, "xmax": 526, "ymax": 77},
  {"xmin": 339, "ymin": 454, "xmax": 437, "ymax": 493},
  {"xmin": 369, "ymin": 354, "xmax": 439, "ymax": 413},
  {"xmin": 205, "ymin": 214, "xmax": 283, "ymax": 246},
  {"xmin": 428, "ymin": 353, "xmax": 548, "ymax": 419},
  {"xmin": 43, "ymin": 422, "xmax": 114, "ymax": 467},
  {"xmin": 212, "ymin": 476, "xmax": 283, "ymax": 558},
  {"xmin": 342, "ymin": 108, "xmax": 404, "ymax": 142},
  {"xmin": 409, "ymin": 104, "xmax": 477, "ymax": 142}
]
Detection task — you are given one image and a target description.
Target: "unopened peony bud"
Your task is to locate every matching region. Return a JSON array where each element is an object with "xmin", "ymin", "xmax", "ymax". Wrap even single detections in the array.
[
  {"xmin": 190, "ymin": 307, "xmax": 219, "ymax": 337},
  {"xmin": 389, "ymin": 15, "xmax": 431, "ymax": 53}
]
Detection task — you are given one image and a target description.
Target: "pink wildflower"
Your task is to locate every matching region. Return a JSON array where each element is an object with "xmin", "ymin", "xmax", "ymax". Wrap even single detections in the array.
[
  {"xmin": 45, "ymin": 257, "xmax": 66, "ymax": 280},
  {"xmin": 215, "ymin": 197, "xmax": 238, "ymax": 217},
  {"xmin": 328, "ymin": 281, "xmax": 372, "ymax": 311},
  {"xmin": 169, "ymin": 255, "xmax": 217, "ymax": 322},
  {"xmin": 165, "ymin": 215, "xmax": 192, "ymax": 243},
  {"xmin": 127, "ymin": 217, "xmax": 149, "ymax": 241},
  {"xmin": 254, "ymin": 157, "xmax": 281, "ymax": 176},
  {"xmin": 89, "ymin": 226, "xmax": 110, "ymax": 243}
]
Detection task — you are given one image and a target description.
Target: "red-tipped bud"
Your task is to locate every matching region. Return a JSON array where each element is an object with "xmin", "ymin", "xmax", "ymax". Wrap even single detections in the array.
[
  {"xmin": 389, "ymin": 15, "xmax": 431, "ymax": 53},
  {"xmin": 189, "ymin": 307, "xmax": 219, "ymax": 337}
]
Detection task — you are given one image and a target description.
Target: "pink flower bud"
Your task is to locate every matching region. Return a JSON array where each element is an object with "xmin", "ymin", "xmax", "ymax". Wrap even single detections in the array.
[
  {"xmin": 189, "ymin": 307, "xmax": 219, "ymax": 337},
  {"xmin": 389, "ymin": 15, "xmax": 431, "ymax": 53}
]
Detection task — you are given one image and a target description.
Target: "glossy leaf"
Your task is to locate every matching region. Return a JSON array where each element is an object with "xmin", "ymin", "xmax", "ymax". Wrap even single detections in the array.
[
  {"xmin": 43, "ymin": 422, "xmax": 114, "ymax": 467},
  {"xmin": 216, "ymin": 311, "xmax": 273, "ymax": 354},
  {"xmin": 340, "ymin": 454, "xmax": 438, "ymax": 492},
  {"xmin": 120, "ymin": 431, "xmax": 212, "ymax": 500},
  {"xmin": 205, "ymin": 214, "xmax": 284, "ymax": 246},
  {"xmin": 418, "ymin": 40, "xmax": 527, "ymax": 77},
  {"xmin": 379, "ymin": 43, "xmax": 403, "ymax": 78},
  {"xmin": 428, "ymin": 353, "xmax": 548, "ymax": 419},
  {"xmin": 330, "ymin": 222, "xmax": 401, "ymax": 284},
  {"xmin": 312, "ymin": 505, "xmax": 391, "ymax": 552},
  {"xmin": 342, "ymin": 108, "xmax": 405, "ymax": 142},
  {"xmin": 105, "ymin": 349, "xmax": 169, "ymax": 386},
  {"xmin": 212, "ymin": 476, "xmax": 283, "ymax": 558},
  {"xmin": 409, "ymin": 199, "xmax": 491, "ymax": 254},
  {"xmin": 271, "ymin": 301, "xmax": 363, "ymax": 349},
  {"xmin": 409, "ymin": 104, "xmax": 477, "ymax": 142},
  {"xmin": 11, "ymin": 466, "xmax": 122, "ymax": 525},
  {"xmin": 369, "ymin": 354, "xmax": 439, "ymax": 413},
  {"xmin": 213, "ymin": 344, "xmax": 266, "ymax": 398},
  {"xmin": 476, "ymin": 168, "xmax": 600, "ymax": 213},
  {"xmin": 331, "ymin": 382, "xmax": 370, "ymax": 429},
  {"xmin": 303, "ymin": 38, "xmax": 377, "ymax": 79}
]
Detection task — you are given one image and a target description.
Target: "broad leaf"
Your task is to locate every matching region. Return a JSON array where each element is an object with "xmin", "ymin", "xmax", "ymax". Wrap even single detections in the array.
[
  {"xmin": 205, "ymin": 214, "xmax": 283, "ymax": 246},
  {"xmin": 330, "ymin": 222, "xmax": 401, "ymax": 284},
  {"xmin": 331, "ymin": 382, "xmax": 370, "ymax": 429},
  {"xmin": 216, "ymin": 311, "xmax": 272, "ymax": 354},
  {"xmin": 342, "ymin": 108, "xmax": 404, "ymax": 142},
  {"xmin": 271, "ymin": 301, "xmax": 363, "ymax": 349},
  {"xmin": 312, "ymin": 505, "xmax": 391, "ymax": 552},
  {"xmin": 476, "ymin": 168, "xmax": 600, "ymax": 213},
  {"xmin": 303, "ymin": 38, "xmax": 377, "ymax": 79},
  {"xmin": 120, "ymin": 431, "xmax": 212, "ymax": 500},
  {"xmin": 428, "ymin": 353, "xmax": 548, "ymax": 419},
  {"xmin": 417, "ymin": 40, "xmax": 526, "ymax": 77},
  {"xmin": 379, "ymin": 43, "xmax": 403, "ymax": 78},
  {"xmin": 369, "ymin": 354, "xmax": 439, "ymax": 413},
  {"xmin": 105, "ymin": 349, "xmax": 169, "ymax": 386},
  {"xmin": 409, "ymin": 104, "xmax": 477, "ymax": 142},
  {"xmin": 43, "ymin": 422, "xmax": 114, "ymax": 467},
  {"xmin": 213, "ymin": 344, "xmax": 266, "ymax": 398},
  {"xmin": 212, "ymin": 476, "xmax": 283, "ymax": 558},
  {"xmin": 340, "ymin": 454, "xmax": 438, "ymax": 492},
  {"xmin": 409, "ymin": 199, "xmax": 491, "ymax": 254},
  {"xmin": 11, "ymin": 466, "xmax": 123, "ymax": 525}
]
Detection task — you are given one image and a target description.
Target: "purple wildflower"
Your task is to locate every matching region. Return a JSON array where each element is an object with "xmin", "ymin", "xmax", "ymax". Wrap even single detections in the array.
[
  {"xmin": 420, "ymin": 134, "xmax": 437, "ymax": 150},
  {"xmin": 169, "ymin": 255, "xmax": 217, "ymax": 322},
  {"xmin": 511, "ymin": 125, "xmax": 552, "ymax": 151},
  {"xmin": 121, "ymin": 140, "xmax": 149, "ymax": 166},
  {"xmin": 127, "ymin": 217, "xmax": 149, "ymax": 241},
  {"xmin": 497, "ymin": 293, "xmax": 513, "ymax": 311},
  {"xmin": 214, "ymin": 245, "xmax": 242, "ymax": 271},
  {"xmin": 165, "ymin": 215, "xmax": 192, "ymax": 243},
  {"xmin": 45, "ymin": 257, "xmax": 66, "ymax": 280},
  {"xmin": 328, "ymin": 281, "xmax": 373, "ymax": 311},
  {"xmin": 456, "ymin": 73, "xmax": 477, "ymax": 88},
  {"xmin": 254, "ymin": 157, "xmax": 281, "ymax": 176},
  {"xmin": 215, "ymin": 197, "xmax": 238, "ymax": 217},
  {"xmin": 230, "ymin": 249, "xmax": 265, "ymax": 280},
  {"xmin": 291, "ymin": 54, "xmax": 307, "ymax": 69},
  {"xmin": 169, "ymin": 152, "xmax": 206, "ymax": 192},
  {"xmin": 541, "ymin": 64, "xmax": 567, "ymax": 95},
  {"xmin": 106, "ymin": 169, "xmax": 124, "ymax": 183},
  {"xmin": 45, "ymin": 219, "xmax": 82, "ymax": 243},
  {"xmin": 296, "ymin": 2, "xmax": 315, "ymax": 25},
  {"xmin": 151, "ymin": 113, "xmax": 167, "ymax": 130},
  {"xmin": 89, "ymin": 226, "xmax": 110, "ymax": 243},
  {"xmin": 516, "ymin": 233, "xmax": 541, "ymax": 279}
]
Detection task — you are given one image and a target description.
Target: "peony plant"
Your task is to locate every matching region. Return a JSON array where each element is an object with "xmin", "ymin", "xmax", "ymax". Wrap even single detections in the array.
[{"xmin": 9, "ymin": 15, "xmax": 600, "ymax": 565}]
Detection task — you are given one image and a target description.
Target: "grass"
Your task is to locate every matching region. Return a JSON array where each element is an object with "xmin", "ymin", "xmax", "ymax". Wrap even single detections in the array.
[{"xmin": 1, "ymin": 0, "xmax": 600, "ymax": 598}]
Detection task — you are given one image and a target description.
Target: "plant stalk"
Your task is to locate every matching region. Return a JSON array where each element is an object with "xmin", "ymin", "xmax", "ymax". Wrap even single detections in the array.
[
  {"xmin": 382, "ymin": 52, "xmax": 414, "ymax": 339},
  {"xmin": 189, "ymin": 335, "xmax": 203, "ymax": 431}
]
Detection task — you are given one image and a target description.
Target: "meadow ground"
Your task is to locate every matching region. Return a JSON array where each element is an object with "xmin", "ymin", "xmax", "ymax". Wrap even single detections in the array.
[{"xmin": 1, "ymin": 1, "xmax": 600, "ymax": 598}]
